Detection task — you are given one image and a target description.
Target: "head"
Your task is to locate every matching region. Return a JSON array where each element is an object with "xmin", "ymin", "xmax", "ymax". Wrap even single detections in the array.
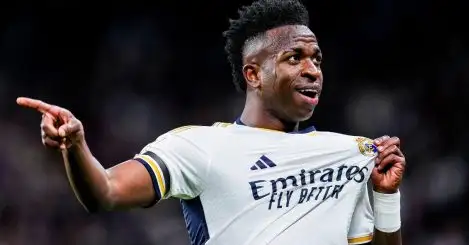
[{"xmin": 224, "ymin": 0, "xmax": 323, "ymax": 124}]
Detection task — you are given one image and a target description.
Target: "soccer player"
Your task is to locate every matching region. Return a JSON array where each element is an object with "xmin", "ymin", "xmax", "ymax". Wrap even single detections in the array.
[{"xmin": 16, "ymin": 0, "xmax": 405, "ymax": 244}]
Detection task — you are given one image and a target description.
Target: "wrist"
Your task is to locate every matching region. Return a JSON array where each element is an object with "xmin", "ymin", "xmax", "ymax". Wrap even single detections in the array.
[
  {"xmin": 373, "ymin": 190, "xmax": 401, "ymax": 233},
  {"xmin": 373, "ymin": 186, "xmax": 398, "ymax": 194},
  {"xmin": 68, "ymin": 137, "xmax": 88, "ymax": 153}
]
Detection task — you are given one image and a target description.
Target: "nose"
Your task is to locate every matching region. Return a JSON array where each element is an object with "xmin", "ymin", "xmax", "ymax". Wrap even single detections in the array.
[{"xmin": 301, "ymin": 60, "xmax": 321, "ymax": 82}]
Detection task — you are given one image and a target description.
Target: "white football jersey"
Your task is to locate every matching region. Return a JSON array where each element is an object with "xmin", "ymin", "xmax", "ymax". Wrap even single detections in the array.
[{"xmin": 134, "ymin": 121, "xmax": 377, "ymax": 245}]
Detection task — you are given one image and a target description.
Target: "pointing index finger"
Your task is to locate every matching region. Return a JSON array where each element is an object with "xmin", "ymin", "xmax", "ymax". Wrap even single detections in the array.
[{"xmin": 16, "ymin": 97, "xmax": 62, "ymax": 117}]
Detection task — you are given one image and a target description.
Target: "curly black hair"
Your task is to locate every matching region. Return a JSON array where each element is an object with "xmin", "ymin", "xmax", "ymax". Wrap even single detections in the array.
[{"xmin": 223, "ymin": 0, "xmax": 310, "ymax": 92}]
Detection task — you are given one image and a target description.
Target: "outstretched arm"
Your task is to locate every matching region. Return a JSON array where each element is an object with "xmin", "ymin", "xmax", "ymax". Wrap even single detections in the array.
[{"xmin": 17, "ymin": 97, "xmax": 157, "ymax": 212}]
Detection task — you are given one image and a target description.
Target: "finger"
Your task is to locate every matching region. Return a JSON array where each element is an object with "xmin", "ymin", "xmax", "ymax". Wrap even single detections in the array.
[
  {"xmin": 41, "ymin": 114, "xmax": 60, "ymax": 138},
  {"xmin": 377, "ymin": 136, "xmax": 400, "ymax": 152},
  {"xmin": 43, "ymin": 137, "xmax": 61, "ymax": 148},
  {"xmin": 60, "ymin": 140, "xmax": 67, "ymax": 150},
  {"xmin": 377, "ymin": 154, "xmax": 405, "ymax": 172},
  {"xmin": 375, "ymin": 145, "xmax": 401, "ymax": 164},
  {"xmin": 58, "ymin": 123, "xmax": 71, "ymax": 138},
  {"xmin": 58, "ymin": 119, "xmax": 81, "ymax": 138},
  {"xmin": 56, "ymin": 108, "xmax": 74, "ymax": 124},
  {"xmin": 374, "ymin": 135, "xmax": 390, "ymax": 145},
  {"xmin": 377, "ymin": 154, "xmax": 395, "ymax": 172},
  {"xmin": 17, "ymin": 97, "xmax": 71, "ymax": 122},
  {"xmin": 60, "ymin": 138, "xmax": 73, "ymax": 150},
  {"xmin": 17, "ymin": 97, "xmax": 54, "ymax": 114}
]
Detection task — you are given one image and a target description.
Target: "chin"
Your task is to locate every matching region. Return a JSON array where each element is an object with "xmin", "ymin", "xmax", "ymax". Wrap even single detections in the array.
[
  {"xmin": 299, "ymin": 113, "xmax": 314, "ymax": 122},
  {"xmin": 292, "ymin": 109, "xmax": 315, "ymax": 122},
  {"xmin": 301, "ymin": 105, "xmax": 317, "ymax": 120},
  {"xmin": 280, "ymin": 103, "xmax": 317, "ymax": 123}
]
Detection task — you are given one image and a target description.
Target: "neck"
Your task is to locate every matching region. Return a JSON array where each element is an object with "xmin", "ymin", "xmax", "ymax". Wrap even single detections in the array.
[{"xmin": 239, "ymin": 93, "xmax": 299, "ymax": 132}]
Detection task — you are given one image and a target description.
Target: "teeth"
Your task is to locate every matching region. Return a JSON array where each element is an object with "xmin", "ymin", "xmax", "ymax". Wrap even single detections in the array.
[{"xmin": 299, "ymin": 89, "xmax": 316, "ymax": 93}]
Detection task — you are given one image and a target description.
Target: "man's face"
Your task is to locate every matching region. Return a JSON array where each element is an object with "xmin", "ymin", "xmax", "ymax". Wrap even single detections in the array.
[{"xmin": 252, "ymin": 25, "xmax": 323, "ymax": 122}]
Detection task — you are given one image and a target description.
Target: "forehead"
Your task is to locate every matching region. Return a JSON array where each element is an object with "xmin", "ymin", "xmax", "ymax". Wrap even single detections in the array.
[{"xmin": 265, "ymin": 25, "xmax": 317, "ymax": 51}]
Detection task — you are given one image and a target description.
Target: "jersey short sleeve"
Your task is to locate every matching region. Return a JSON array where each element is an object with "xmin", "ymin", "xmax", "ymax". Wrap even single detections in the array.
[
  {"xmin": 348, "ymin": 184, "xmax": 374, "ymax": 244},
  {"xmin": 133, "ymin": 126, "xmax": 211, "ymax": 205}
]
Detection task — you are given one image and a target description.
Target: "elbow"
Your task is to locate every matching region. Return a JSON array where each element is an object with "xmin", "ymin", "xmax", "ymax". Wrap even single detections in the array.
[
  {"xmin": 80, "ymin": 183, "xmax": 118, "ymax": 213},
  {"xmin": 80, "ymin": 193, "xmax": 116, "ymax": 213},
  {"xmin": 100, "ymin": 196, "xmax": 117, "ymax": 212}
]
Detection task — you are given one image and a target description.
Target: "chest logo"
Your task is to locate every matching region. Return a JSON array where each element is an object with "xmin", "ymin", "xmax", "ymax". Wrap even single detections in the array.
[{"xmin": 355, "ymin": 137, "xmax": 377, "ymax": 157}]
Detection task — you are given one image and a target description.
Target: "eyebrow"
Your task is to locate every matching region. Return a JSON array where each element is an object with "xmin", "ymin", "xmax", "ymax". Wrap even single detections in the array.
[
  {"xmin": 293, "ymin": 36, "xmax": 317, "ymax": 42},
  {"xmin": 280, "ymin": 46, "xmax": 322, "ymax": 55}
]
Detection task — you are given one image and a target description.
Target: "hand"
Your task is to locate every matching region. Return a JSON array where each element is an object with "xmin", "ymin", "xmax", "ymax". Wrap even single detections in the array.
[
  {"xmin": 17, "ymin": 97, "xmax": 85, "ymax": 150},
  {"xmin": 371, "ymin": 135, "xmax": 406, "ymax": 194}
]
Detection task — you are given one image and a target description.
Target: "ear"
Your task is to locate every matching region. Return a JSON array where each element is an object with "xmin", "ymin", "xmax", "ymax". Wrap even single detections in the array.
[{"xmin": 242, "ymin": 63, "xmax": 261, "ymax": 89}]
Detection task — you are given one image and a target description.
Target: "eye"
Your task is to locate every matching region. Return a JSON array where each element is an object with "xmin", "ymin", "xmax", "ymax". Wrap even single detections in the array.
[{"xmin": 288, "ymin": 54, "xmax": 301, "ymax": 64}]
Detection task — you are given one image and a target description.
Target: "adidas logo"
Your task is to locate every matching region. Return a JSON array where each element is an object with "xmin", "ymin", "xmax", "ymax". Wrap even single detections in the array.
[{"xmin": 250, "ymin": 155, "xmax": 277, "ymax": 170}]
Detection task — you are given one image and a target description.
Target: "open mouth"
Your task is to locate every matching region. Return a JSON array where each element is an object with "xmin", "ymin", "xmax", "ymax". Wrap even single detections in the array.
[{"xmin": 296, "ymin": 88, "xmax": 319, "ymax": 99}]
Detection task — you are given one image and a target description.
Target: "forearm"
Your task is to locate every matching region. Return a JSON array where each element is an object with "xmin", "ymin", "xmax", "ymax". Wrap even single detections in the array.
[
  {"xmin": 62, "ymin": 140, "xmax": 113, "ymax": 212},
  {"xmin": 371, "ymin": 191, "xmax": 402, "ymax": 245}
]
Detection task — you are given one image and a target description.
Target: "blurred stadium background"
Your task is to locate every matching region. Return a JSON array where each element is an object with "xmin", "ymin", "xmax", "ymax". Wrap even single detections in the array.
[{"xmin": 0, "ymin": 1, "xmax": 468, "ymax": 244}]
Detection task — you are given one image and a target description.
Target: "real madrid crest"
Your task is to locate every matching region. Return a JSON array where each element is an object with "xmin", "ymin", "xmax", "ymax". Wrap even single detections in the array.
[{"xmin": 355, "ymin": 137, "xmax": 377, "ymax": 157}]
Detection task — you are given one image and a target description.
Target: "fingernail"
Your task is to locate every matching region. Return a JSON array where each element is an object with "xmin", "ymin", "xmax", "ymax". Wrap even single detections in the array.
[{"xmin": 378, "ymin": 146, "xmax": 383, "ymax": 151}]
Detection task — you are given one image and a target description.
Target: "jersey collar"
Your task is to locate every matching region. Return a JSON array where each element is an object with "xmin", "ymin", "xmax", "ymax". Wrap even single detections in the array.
[{"xmin": 234, "ymin": 117, "xmax": 316, "ymax": 134}]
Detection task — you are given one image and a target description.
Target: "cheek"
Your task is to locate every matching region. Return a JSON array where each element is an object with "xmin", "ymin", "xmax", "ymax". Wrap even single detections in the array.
[
  {"xmin": 259, "ymin": 72, "xmax": 276, "ymax": 95},
  {"xmin": 259, "ymin": 63, "xmax": 278, "ymax": 93},
  {"xmin": 261, "ymin": 63, "xmax": 296, "ymax": 102},
  {"xmin": 275, "ymin": 66, "xmax": 298, "ymax": 92}
]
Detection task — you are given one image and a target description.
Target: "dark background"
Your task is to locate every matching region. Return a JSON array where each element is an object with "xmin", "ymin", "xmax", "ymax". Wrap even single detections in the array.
[{"xmin": 0, "ymin": 1, "xmax": 468, "ymax": 244}]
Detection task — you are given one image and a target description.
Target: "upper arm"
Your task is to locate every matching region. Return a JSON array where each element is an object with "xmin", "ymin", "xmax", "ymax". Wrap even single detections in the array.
[
  {"xmin": 348, "ymin": 183, "xmax": 374, "ymax": 245},
  {"xmin": 105, "ymin": 159, "xmax": 157, "ymax": 209}
]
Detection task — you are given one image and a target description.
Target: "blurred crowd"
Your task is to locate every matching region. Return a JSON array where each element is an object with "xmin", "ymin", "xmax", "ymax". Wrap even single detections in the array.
[{"xmin": 0, "ymin": 1, "xmax": 468, "ymax": 244}]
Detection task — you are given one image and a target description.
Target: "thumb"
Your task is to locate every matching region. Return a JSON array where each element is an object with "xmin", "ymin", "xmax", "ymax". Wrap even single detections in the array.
[{"xmin": 58, "ymin": 123, "xmax": 71, "ymax": 137}]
